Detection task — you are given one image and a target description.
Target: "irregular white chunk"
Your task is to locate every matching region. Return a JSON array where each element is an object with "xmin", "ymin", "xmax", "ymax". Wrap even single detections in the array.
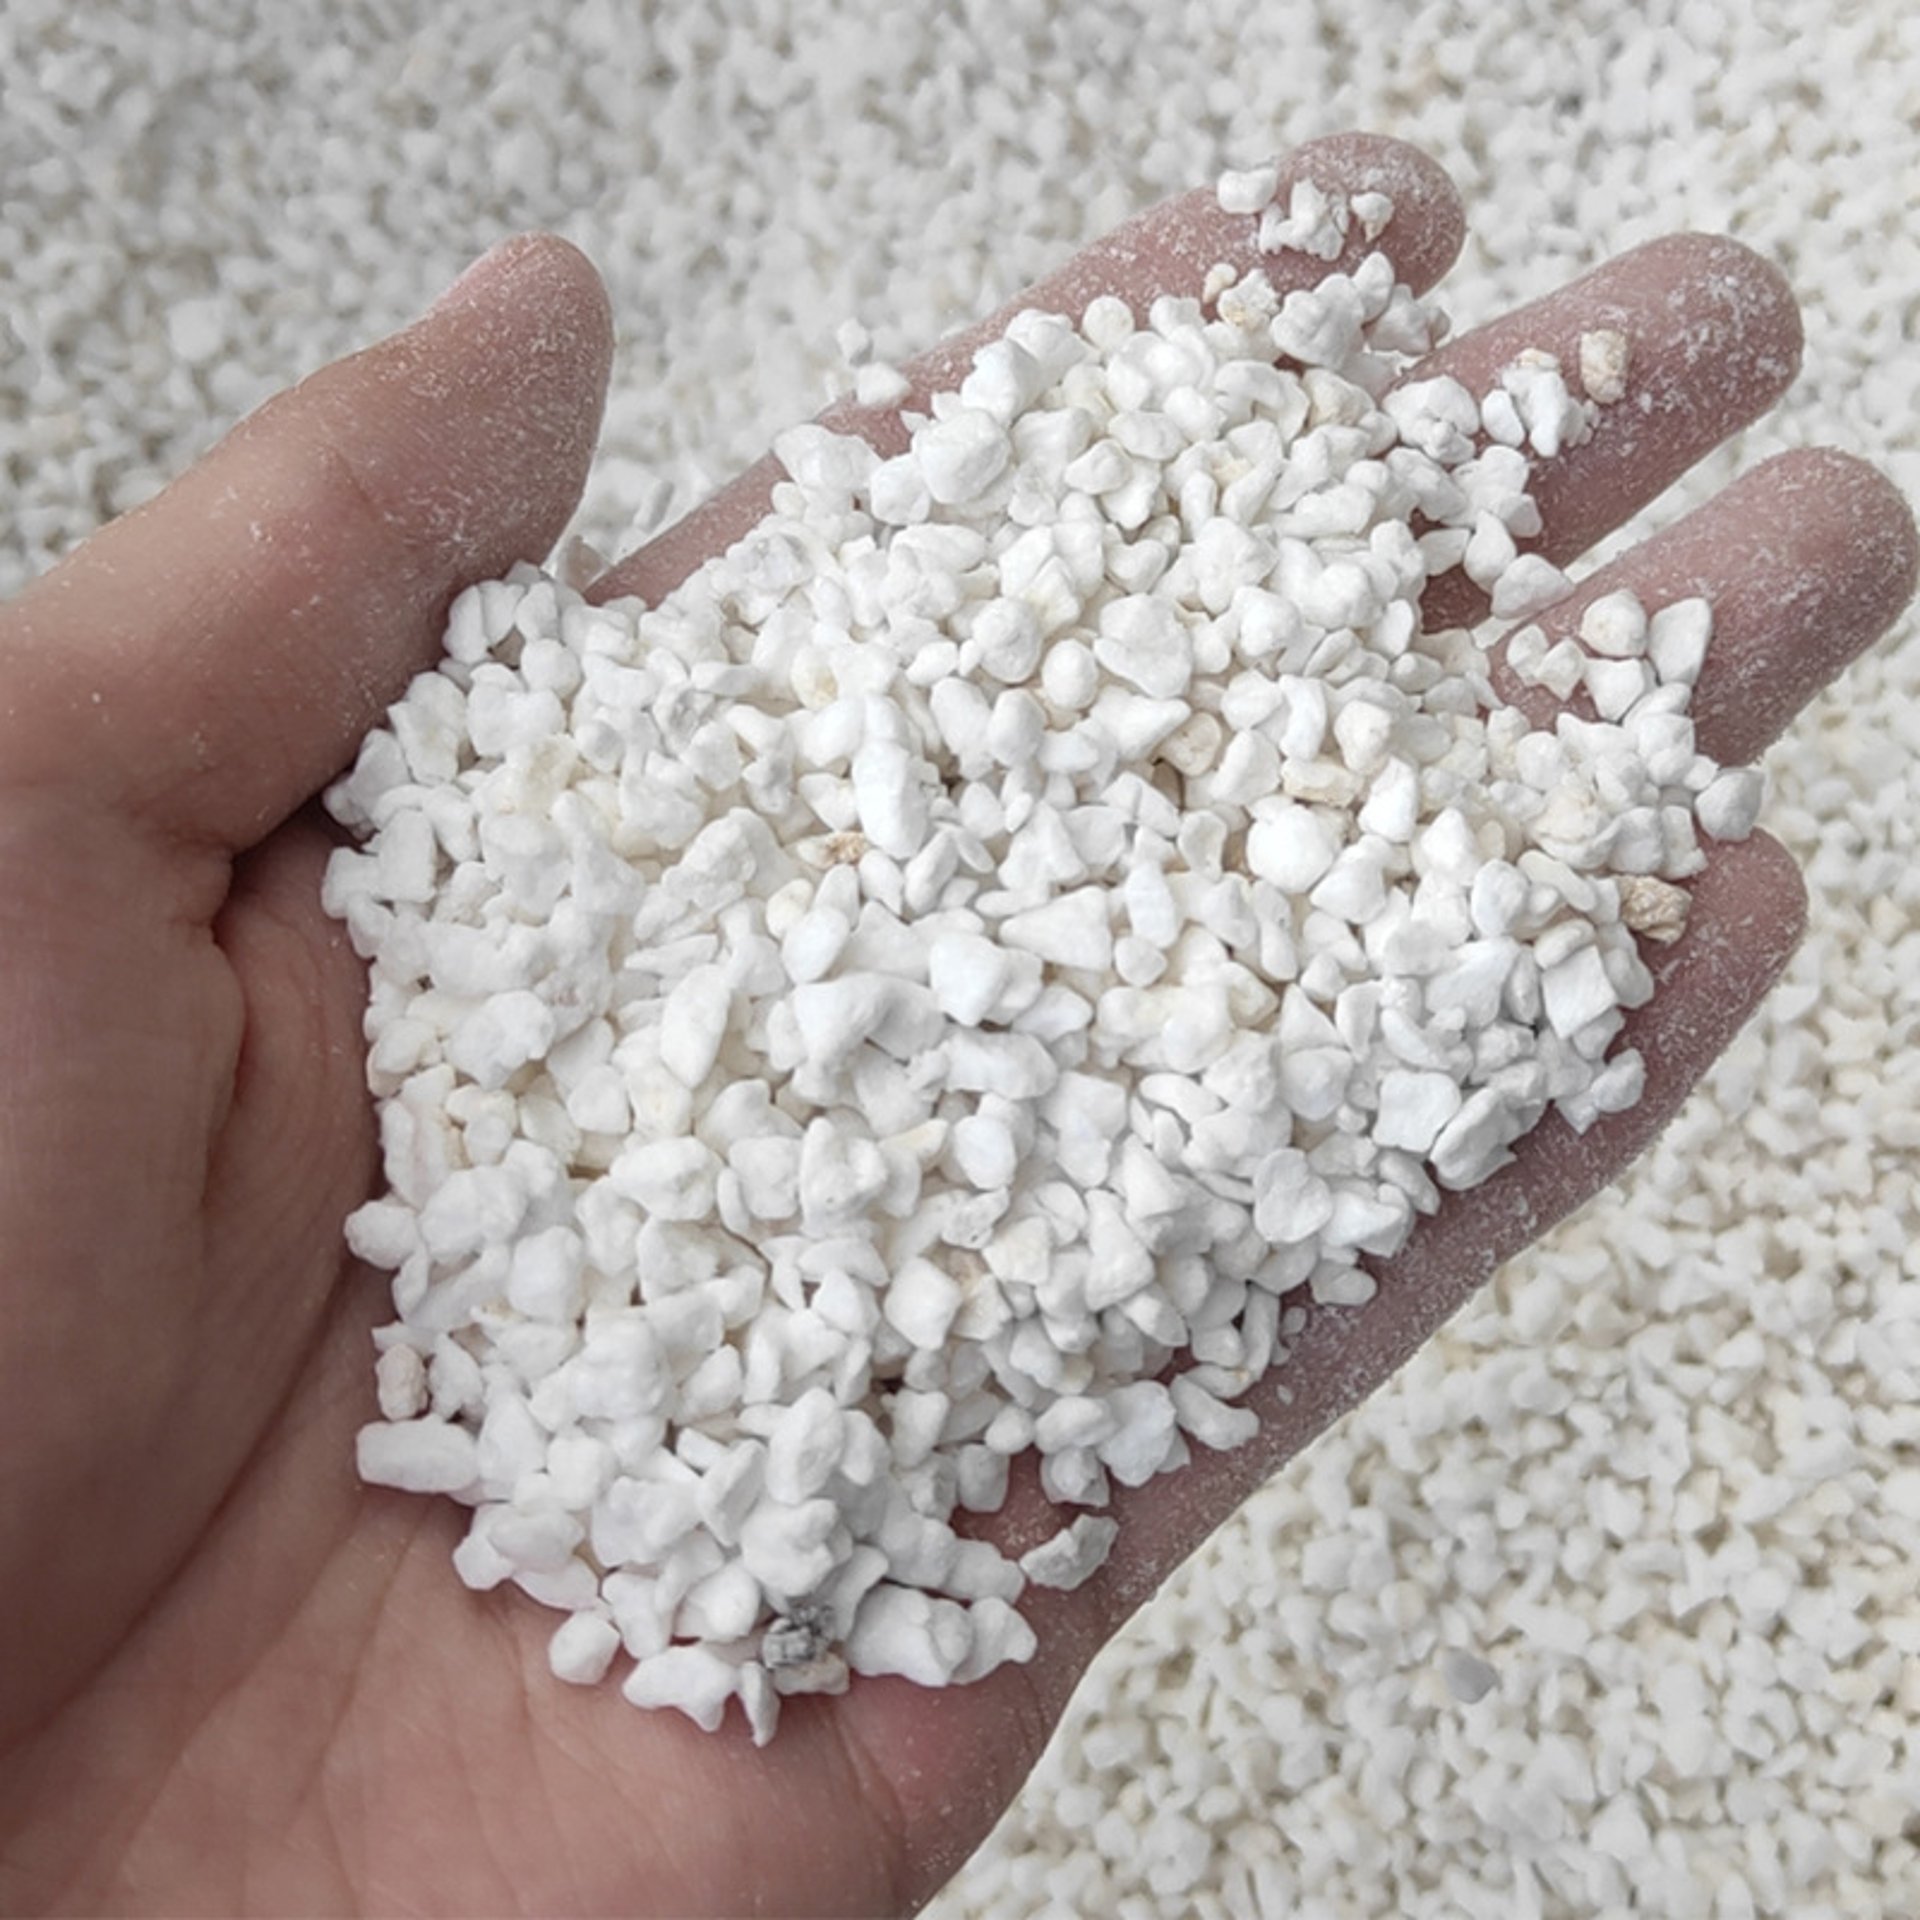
[
  {"xmin": 1170, "ymin": 1375, "xmax": 1261, "ymax": 1450},
  {"xmin": 927, "ymin": 932, "xmax": 1013, "ymax": 1026},
  {"xmin": 660, "ymin": 965, "xmax": 731, "ymax": 1088},
  {"xmin": 1350, "ymin": 190, "xmax": 1394, "ymax": 240},
  {"xmin": 609, "ymin": 1137, "xmax": 720, "ymax": 1220},
  {"xmin": 1257, "ymin": 178, "xmax": 1351, "ymax": 260},
  {"xmin": 1095, "ymin": 594, "xmax": 1193, "ymax": 698},
  {"xmin": 1374, "ymin": 1068, "xmax": 1465, "ymax": 1155},
  {"xmin": 1578, "ymin": 328, "xmax": 1631, "ymax": 404},
  {"xmin": 1019, "ymin": 1516, "xmax": 1121, "ymax": 1591},
  {"xmin": 507, "ymin": 1225, "xmax": 586, "ymax": 1323},
  {"xmin": 952, "ymin": 1597, "xmax": 1039, "ymax": 1684},
  {"xmin": 357, "ymin": 1418, "xmax": 480, "ymax": 1494},
  {"xmin": 765, "ymin": 1388, "xmax": 847, "ymax": 1503},
  {"xmin": 1247, "ymin": 804, "xmax": 1341, "ymax": 892},
  {"xmin": 914, "ymin": 408, "xmax": 1010, "ymax": 505},
  {"xmin": 999, "ymin": 888, "xmax": 1114, "ymax": 971},
  {"xmin": 1579, "ymin": 588, "xmax": 1650, "ymax": 658},
  {"xmin": 884, "ymin": 1258, "xmax": 964, "ymax": 1351},
  {"xmin": 621, "ymin": 1644, "xmax": 741, "ymax": 1732},
  {"xmin": 1695, "ymin": 766, "xmax": 1765, "ymax": 841},
  {"xmin": 852, "ymin": 737, "xmax": 930, "ymax": 857},
  {"xmin": 418, "ymin": 1159, "xmax": 529, "ymax": 1267},
  {"xmin": 1096, "ymin": 1381, "xmax": 1180, "ymax": 1487},
  {"xmin": 548, "ymin": 1610, "xmax": 622, "ymax": 1686},
  {"xmin": 446, "ymin": 990, "xmax": 555, "ymax": 1089},
  {"xmin": 1215, "ymin": 159, "xmax": 1281, "ymax": 215},
  {"xmin": 1252, "ymin": 1148, "xmax": 1335, "ymax": 1244},
  {"xmin": 1648, "ymin": 596, "xmax": 1713, "ymax": 686},
  {"xmin": 1541, "ymin": 944, "xmax": 1618, "ymax": 1039},
  {"xmin": 845, "ymin": 1583, "xmax": 974, "ymax": 1684},
  {"xmin": 952, "ymin": 1113, "xmax": 1018, "ymax": 1188},
  {"xmin": 1532, "ymin": 637, "xmax": 1588, "ymax": 699},
  {"xmin": 969, "ymin": 597, "xmax": 1043, "ymax": 683},
  {"xmin": 374, "ymin": 1344, "xmax": 428, "ymax": 1421},
  {"xmin": 1490, "ymin": 554, "xmax": 1574, "ymax": 620},
  {"xmin": 1428, "ymin": 1087, "xmax": 1522, "ymax": 1189},
  {"xmin": 1441, "ymin": 1647, "xmax": 1500, "ymax": 1704},
  {"xmin": 1585, "ymin": 655, "xmax": 1653, "ymax": 721},
  {"xmin": 739, "ymin": 1498, "xmax": 841, "ymax": 1598},
  {"xmin": 853, "ymin": 362, "xmax": 911, "ymax": 409}
]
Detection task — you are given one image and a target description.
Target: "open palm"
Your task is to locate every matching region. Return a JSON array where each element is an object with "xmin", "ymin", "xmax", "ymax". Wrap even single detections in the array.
[{"xmin": 0, "ymin": 135, "xmax": 1911, "ymax": 1916}]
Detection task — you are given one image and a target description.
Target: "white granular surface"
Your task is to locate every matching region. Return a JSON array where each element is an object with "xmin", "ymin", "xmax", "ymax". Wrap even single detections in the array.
[{"xmin": 5, "ymin": 1, "xmax": 1916, "ymax": 1913}]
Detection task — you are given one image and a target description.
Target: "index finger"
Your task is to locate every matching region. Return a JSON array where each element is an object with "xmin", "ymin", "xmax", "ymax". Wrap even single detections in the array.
[{"xmin": 589, "ymin": 132, "xmax": 1464, "ymax": 608}]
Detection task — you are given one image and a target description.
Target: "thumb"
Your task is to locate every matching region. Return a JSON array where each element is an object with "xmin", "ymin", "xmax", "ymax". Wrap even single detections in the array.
[{"xmin": 0, "ymin": 233, "xmax": 612, "ymax": 850}]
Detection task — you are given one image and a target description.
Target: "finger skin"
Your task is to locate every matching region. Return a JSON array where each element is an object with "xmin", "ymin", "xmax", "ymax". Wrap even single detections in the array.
[
  {"xmin": 0, "ymin": 234, "xmax": 613, "ymax": 852},
  {"xmin": 590, "ymin": 133, "xmax": 1464, "ymax": 609},
  {"xmin": 1418, "ymin": 233, "xmax": 1805, "ymax": 634},
  {"xmin": 1493, "ymin": 447, "xmax": 1920, "ymax": 766}
]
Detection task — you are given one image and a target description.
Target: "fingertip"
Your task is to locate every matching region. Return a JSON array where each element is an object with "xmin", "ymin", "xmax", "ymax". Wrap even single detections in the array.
[
  {"xmin": 400, "ymin": 230, "xmax": 615, "ymax": 521},
  {"xmin": 1283, "ymin": 130, "xmax": 1467, "ymax": 287},
  {"xmin": 1177, "ymin": 132, "xmax": 1464, "ymax": 298},
  {"xmin": 1644, "ymin": 230, "xmax": 1803, "ymax": 405},
  {"xmin": 503, "ymin": 231, "xmax": 618, "ymax": 404},
  {"xmin": 1764, "ymin": 446, "xmax": 1920, "ymax": 632},
  {"xmin": 436, "ymin": 230, "xmax": 612, "ymax": 320},
  {"xmin": 1600, "ymin": 446, "xmax": 1920, "ymax": 766},
  {"xmin": 278, "ymin": 228, "xmax": 616, "ymax": 609},
  {"xmin": 1421, "ymin": 229, "xmax": 1805, "ymax": 432}
]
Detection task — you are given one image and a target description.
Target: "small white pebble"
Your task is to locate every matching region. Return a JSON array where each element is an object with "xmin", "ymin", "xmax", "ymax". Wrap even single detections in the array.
[
  {"xmin": 1695, "ymin": 765, "xmax": 1765, "ymax": 841},
  {"xmin": 1019, "ymin": 1516, "xmax": 1121, "ymax": 1592},
  {"xmin": 1441, "ymin": 1648, "xmax": 1499, "ymax": 1704},
  {"xmin": 1579, "ymin": 588, "xmax": 1650, "ymax": 658},
  {"xmin": 621, "ymin": 1644, "xmax": 741, "ymax": 1732},
  {"xmin": 853, "ymin": 361, "xmax": 912, "ymax": 408},
  {"xmin": 356, "ymin": 1419, "xmax": 479, "ymax": 1495},
  {"xmin": 1215, "ymin": 159, "xmax": 1280, "ymax": 215},
  {"xmin": 1490, "ymin": 554, "xmax": 1574, "ymax": 620},
  {"xmin": 1647, "ymin": 595, "xmax": 1713, "ymax": 686},
  {"xmin": 374, "ymin": 1344, "xmax": 428, "ymax": 1421},
  {"xmin": 1578, "ymin": 327, "xmax": 1631, "ymax": 404},
  {"xmin": 548, "ymin": 1610, "xmax": 622, "ymax": 1685}
]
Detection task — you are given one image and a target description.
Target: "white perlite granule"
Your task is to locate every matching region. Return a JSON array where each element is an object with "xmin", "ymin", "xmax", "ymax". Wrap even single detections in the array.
[
  {"xmin": 11, "ymin": 2, "xmax": 1919, "ymax": 1909},
  {"xmin": 328, "ymin": 191, "xmax": 1755, "ymax": 1743}
]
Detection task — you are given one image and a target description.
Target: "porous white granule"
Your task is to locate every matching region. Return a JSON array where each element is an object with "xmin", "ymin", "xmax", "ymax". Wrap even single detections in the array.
[
  {"xmin": 9, "ymin": 0, "xmax": 1920, "ymax": 1908},
  {"xmin": 330, "ymin": 214, "xmax": 1751, "ymax": 1744}
]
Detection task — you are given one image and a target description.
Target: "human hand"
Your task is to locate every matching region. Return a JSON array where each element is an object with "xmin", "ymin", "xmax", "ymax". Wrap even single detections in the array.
[{"xmin": 0, "ymin": 132, "xmax": 1912, "ymax": 1916}]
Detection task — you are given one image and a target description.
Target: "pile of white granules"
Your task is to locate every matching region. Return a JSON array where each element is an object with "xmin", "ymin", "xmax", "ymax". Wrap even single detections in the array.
[
  {"xmin": 12, "ymin": 1, "xmax": 1919, "ymax": 1909},
  {"xmin": 328, "ymin": 175, "xmax": 1760, "ymax": 1744}
]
